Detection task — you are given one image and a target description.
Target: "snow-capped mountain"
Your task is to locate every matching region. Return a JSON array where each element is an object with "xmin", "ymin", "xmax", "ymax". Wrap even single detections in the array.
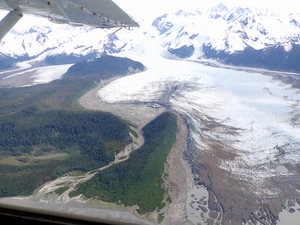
[
  {"xmin": 150, "ymin": 5, "xmax": 300, "ymax": 71},
  {"xmin": 209, "ymin": 7, "xmax": 300, "ymax": 52},
  {"xmin": 1, "ymin": 4, "xmax": 300, "ymax": 71},
  {"xmin": 0, "ymin": 25, "xmax": 131, "ymax": 69}
]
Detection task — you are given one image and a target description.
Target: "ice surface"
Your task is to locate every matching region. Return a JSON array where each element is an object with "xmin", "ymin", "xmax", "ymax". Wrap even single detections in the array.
[
  {"xmin": 29, "ymin": 64, "xmax": 72, "ymax": 85},
  {"xmin": 2, "ymin": 63, "xmax": 72, "ymax": 87},
  {"xmin": 97, "ymin": 51, "xmax": 300, "ymax": 182}
]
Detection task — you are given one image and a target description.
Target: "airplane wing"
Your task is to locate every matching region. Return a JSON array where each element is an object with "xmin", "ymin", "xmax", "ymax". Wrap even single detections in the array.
[{"xmin": 0, "ymin": 0, "xmax": 139, "ymax": 41}]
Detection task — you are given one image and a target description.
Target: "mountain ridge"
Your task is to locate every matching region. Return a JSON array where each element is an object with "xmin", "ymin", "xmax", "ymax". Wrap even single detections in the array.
[
  {"xmin": 63, "ymin": 55, "xmax": 146, "ymax": 79},
  {"xmin": 0, "ymin": 4, "xmax": 300, "ymax": 72}
]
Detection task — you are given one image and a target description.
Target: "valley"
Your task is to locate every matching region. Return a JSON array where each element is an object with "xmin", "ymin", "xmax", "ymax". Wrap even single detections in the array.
[
  {"xmin": 83, "ymin": 57, "xmax": 300, "ymax": 224},
  {"xmin": 0, "ymin": 55, "xmax": 180, "ymax": 224},
  {"xmin": 0, "ymin": 54, "xmax": 300, "ymax": 224},
  {"xmin": 1, "ymin": 45, "xmax": 300, "ymax": 224},
  {"xmin": 1, "ymin": 2, "xmax": 300, "ymax": 224},
  {"xmin": 1, "ymin": 52, "xmax": 300, "ymax": 224}
]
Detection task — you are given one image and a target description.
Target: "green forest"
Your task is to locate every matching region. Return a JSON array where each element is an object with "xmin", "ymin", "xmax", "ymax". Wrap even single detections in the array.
[
  {"xmin": 0, "ymin": 56, "xmax": 178, "ymax": 218},
  {"xmin": 0, "ymin": 56, "xmax": 145, "ymax": 197},
  {"xmin": 0, "ymin": 108, "xmax": 132, "ymax": 197},
  {"xmin": 0, "ymin": 108, "xmax": 130, "ymax": 159},
  {"xmin": 69, "ymin": 112, "xmax": 177, "ymax": 214}
]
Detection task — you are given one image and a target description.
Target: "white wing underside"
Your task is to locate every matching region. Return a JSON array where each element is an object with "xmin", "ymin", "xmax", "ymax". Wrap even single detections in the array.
[{"xmin": 0, "ymin": 0, "xmax": 139, "ymax": 41}]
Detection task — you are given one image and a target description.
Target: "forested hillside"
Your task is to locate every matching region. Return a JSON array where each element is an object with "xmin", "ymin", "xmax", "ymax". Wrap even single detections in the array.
[
  {"xmin": 0, "ymin": 108, "xmax": 131, "ymax": 197},
  {"xmin": 64, "ymin": 55, "xmax": 145, "ymax": 78},
  {"xmin": 0, "ymin": 55, "xmax": 145, "ymax": 115},
  {"xmin": 69, "ymin": 112, "xmax": 177, "ymax": 214},
  {"xmin": 0, "ymin": 108, "xmax": 130, "ymax": 159},
  {"xmin": 0, "ymin": 55, "xmax": 145, "ymax": 197}
]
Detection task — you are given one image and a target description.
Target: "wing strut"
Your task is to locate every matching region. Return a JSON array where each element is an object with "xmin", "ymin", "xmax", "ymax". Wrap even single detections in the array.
[
  {"xmin": 109, "ymin": 27, "xmax": 123, "ymax": 36},
  {"xmin": 0, "ymin": 10, "xmax": 23, "ymax": 42}
]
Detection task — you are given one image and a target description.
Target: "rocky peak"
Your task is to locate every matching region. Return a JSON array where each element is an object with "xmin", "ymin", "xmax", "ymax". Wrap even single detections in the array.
[
  {"xmin": 175, "ymin": 9, "xmax": 196, "ymax": 17},
  {"xmin": 210, "ymin": 3, "xmax": 228, "ymax": 13}
]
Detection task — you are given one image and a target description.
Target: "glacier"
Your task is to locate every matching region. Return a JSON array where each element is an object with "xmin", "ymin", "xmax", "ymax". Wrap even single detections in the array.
[
  {"xmin": 1, "ymin": 3, "xmax": 300, "ymax": 224},
  {"xmin": 95, "ymin": 44, "xmax": 300, "ymax": 223},
  {"xmin": 97, "ymin": 56, "xmax": 300, "ymax": 181}
]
